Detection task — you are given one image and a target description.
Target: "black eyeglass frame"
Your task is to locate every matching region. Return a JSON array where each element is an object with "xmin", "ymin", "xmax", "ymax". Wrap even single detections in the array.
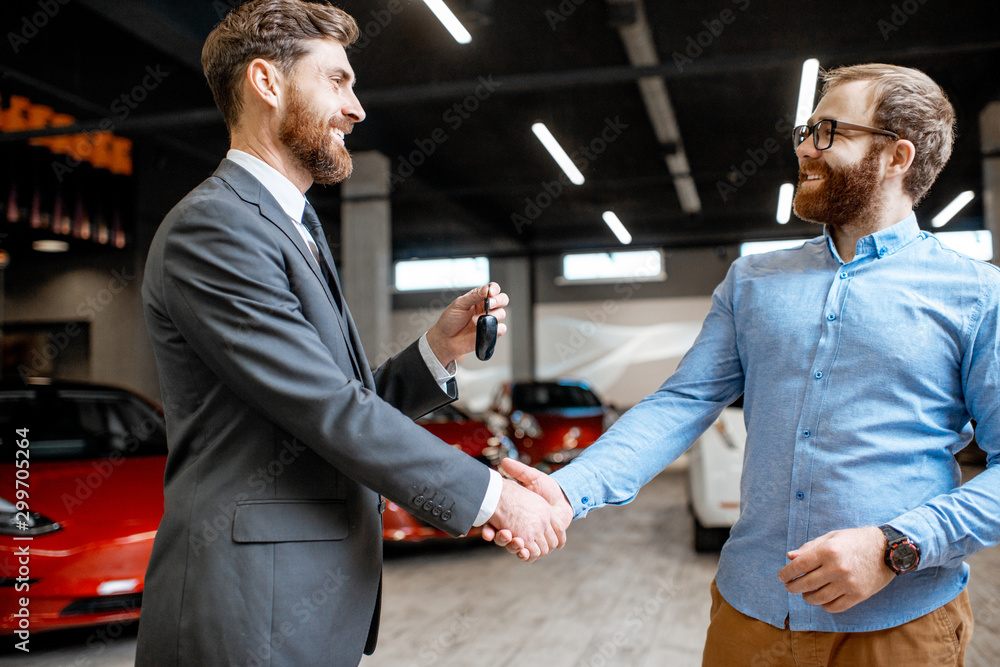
[{"xmin": 792, "ymin": 119, "xmax": 899, "ymax": 152}]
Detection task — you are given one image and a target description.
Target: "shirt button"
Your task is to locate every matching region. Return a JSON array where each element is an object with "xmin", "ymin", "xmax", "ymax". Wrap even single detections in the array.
[
  {"xmin": 814, "ymin": 371, "xmax": 823, "ymax": 379},
  {"xmin": 581, "ymin": 496, "xmax": 589, "ymax": 504},
  {"xmin": 827, "ymin": 313, "xmax": 836, "ymax": 321},
  {"xmin": 878, "ymin": 247, "xmax": 887, "ymax": 256},
  {"xmin": 803, "ymin": 430, "xmax": 811, "ymax": 438},
  {"xmin": 796, "ymin": 492, "xmax": 804, "ymax": 500},
  {"xmin": 840, "ymin": 272, "xmax": 848, "ymax": 279}
]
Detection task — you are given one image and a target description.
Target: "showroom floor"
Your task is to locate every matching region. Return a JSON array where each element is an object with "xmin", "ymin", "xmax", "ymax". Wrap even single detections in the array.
[{"xmin": 5, "ymin": 460, "xmax": 1000, "ymax": 667}]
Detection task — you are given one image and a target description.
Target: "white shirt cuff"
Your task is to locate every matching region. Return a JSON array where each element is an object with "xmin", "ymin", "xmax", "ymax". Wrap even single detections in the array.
[
  {"xmin": 473, "ymin": 468, "xmax": 503, "ymax": 527},
  {"xmin": 418, "ymin": 333, "xmax": 457, "ymax": 393}
]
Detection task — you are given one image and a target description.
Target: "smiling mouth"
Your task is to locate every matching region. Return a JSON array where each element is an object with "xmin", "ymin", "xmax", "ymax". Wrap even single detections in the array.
[{"xmin": 802, "ymin": 174, "xmax": 823, "ymax": 182}]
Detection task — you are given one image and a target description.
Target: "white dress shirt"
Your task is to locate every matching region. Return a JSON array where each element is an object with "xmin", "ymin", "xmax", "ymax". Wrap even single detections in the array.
[{"xmin": 225, "ymin": 149, "xmax": 501, "ymax": 526}]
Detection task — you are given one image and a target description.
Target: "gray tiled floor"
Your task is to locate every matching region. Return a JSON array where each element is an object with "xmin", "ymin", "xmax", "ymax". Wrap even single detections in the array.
[{"xmin": 5, "ymin": 460, "xmax": 999, "ymax": 666}]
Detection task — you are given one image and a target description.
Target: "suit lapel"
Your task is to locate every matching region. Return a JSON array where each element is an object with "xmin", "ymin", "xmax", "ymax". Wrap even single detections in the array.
[{"xmin": 213, "ymin": 160, "xmax": 366, "ymax": 382}]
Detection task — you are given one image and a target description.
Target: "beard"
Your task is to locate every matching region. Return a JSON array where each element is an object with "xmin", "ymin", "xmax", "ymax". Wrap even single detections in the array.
[
  {"xmin": 792, "ymin": 143, "xmax": 883, "ymax": 227},
  {"xmin": 278, "ymin": 86, "xmax": 353, "ymax": 185}
]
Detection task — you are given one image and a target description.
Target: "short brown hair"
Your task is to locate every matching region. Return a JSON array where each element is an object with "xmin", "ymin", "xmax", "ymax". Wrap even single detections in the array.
[
  {"xmin": 821, "ymin": 64, "xmax": 956, "ymax": 206},
  {"xmin": 202, "ymin": 0, "xmax": 359, "ymax": 131}
]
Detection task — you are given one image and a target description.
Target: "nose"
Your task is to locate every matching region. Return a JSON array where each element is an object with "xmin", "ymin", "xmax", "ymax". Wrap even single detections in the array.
[
  {"xmin": 344, "ymin": 88, "xmax": 365, "ymax": 123},
  {"xmin": 795, "ymin": 134, "xmax": 820, "ymax": 161}
]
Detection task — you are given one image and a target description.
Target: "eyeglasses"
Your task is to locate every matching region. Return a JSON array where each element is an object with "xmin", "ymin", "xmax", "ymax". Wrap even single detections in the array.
[{"xmin": 792, "ymin": 119, "xmax": 899, "ymax": 152}]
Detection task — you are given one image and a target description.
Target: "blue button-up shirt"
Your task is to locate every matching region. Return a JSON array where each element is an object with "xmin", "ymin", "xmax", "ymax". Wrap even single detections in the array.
[{"xmin": 552, "ymin": 214, "xmax": 1000, "ymax": 631}]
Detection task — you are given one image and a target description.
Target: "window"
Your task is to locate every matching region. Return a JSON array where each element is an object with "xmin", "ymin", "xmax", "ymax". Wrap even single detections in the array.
[
  {"xmin": 935, "ymin": 230, "xmax": 993, "ymax": 261},
  {"xmin": 394, "ymin": 257, "xmax": 489, "ymax": 292},
  {"xmin": 558, "ymin": 250, "xmax": 664, "ymax": 284},
  {"xmin": 740, "ymin": 239, "xmax": 809, "ymax": 256}
]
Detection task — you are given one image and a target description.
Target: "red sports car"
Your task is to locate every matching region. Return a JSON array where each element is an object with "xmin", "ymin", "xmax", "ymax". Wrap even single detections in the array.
[
  {"xmin": 382, "ymin": 403, "xmax": 517, "ymax": 542},
  {"xmin": 486, "ymin": 379, "xmax": 609, "ymax": 472},
  {"xmin": 0, "ymin": 378, "xmax": 167, "ymax": 634}
]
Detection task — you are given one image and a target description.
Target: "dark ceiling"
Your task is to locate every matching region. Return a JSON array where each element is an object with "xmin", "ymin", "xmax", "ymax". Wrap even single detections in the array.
[{"xmin": 2, "ymin": 0, "xmax": 999, "ymax": 262}]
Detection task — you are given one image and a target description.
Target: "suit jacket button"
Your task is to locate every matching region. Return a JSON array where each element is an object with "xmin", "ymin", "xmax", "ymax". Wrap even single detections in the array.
[
  {"xmin": 432, "ymin": 506, "xmax": 441, "ymax": 516},
  {"xmin": 423, "ymin": 501, "xmax": 434, "ymax": 511},
  {"xmin": 413, "ymin": 495, "xmax": 425, "ymax": 506},
  {"xmin": 441, "ymin": 511, "xmax": 451, "ymax": 521}
]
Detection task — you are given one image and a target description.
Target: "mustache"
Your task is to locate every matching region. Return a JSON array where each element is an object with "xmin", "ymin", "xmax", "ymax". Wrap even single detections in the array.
[
  {"xmin": 329, "ymin": 118, "xmax": 354, "ymax": 135},
  {"xmin": 798, "ymin": 160, "xmax": 832, "ymax": 184}
]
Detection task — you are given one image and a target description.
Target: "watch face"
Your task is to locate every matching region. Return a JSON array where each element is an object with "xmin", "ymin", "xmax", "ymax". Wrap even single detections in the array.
[{"xmin": 891, "ymin": 543, "xmax": 919, "ymax": 571}]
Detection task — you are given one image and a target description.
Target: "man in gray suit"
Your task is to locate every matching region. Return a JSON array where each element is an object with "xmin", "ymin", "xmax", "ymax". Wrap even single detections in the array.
[{"xmin": 137, "ymin": 2, "xmax": 564, "ymax": 665}]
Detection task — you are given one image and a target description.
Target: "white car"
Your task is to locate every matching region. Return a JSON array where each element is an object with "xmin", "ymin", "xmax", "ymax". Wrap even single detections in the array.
[{"xmin": 687, "ymin": 398, "xmax": 745, "ymax": 552}]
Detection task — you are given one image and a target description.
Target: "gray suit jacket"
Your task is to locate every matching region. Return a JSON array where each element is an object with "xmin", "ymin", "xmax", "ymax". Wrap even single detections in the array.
[{"xmin": 136, "ymin": 160, "xmax": 490, "ymax": 666}]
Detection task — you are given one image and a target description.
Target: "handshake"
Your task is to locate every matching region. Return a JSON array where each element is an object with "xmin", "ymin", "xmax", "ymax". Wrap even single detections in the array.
[{"xmin": 481, "ymin": 458, "xmax": 574, "ymax": 562}]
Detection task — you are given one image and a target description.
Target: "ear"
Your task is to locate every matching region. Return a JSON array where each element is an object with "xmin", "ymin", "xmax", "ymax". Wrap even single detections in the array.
[
  {"xmin": 884, "ymin": 138, "xmax": 915, "ymax": 182},
  {"xmin": 244, "ymin": 58, "xmax": 283, "ymax": 110}
]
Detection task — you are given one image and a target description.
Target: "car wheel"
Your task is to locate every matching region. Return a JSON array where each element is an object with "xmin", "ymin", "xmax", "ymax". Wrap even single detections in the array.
[{"xmin": 693, "ymin": 515, "xmax": 731, "ymax": 553}]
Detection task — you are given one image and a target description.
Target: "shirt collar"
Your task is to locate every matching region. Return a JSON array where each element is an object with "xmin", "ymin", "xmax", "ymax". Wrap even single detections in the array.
[
  {"xmin": 226, "ymin": 149, "xmax": 306, "ymax": 223},
  {"xmin": 824, "ymin": 212, "xmax": 922, "ymax": 261}
]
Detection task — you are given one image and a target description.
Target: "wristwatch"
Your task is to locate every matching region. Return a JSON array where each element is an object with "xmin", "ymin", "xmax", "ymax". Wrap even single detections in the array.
[{"xmin": 879, "ymin": 525, "xmax": 920, "ymax": 575}]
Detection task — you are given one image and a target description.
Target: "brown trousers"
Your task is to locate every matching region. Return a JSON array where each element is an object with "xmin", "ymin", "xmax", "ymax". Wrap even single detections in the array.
[{"xmin": 703, "ymin": 580, "xmax": 972, "ymax": 667}]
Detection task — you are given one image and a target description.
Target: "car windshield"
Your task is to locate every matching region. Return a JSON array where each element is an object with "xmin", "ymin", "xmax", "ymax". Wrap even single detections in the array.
[
  {"xmin": 0, "ymin": 388, "xmax": 168, "ymax": 462},
  {"xmin": 512, "ymin": 383, "xmax": 601, "ymax": 411}
]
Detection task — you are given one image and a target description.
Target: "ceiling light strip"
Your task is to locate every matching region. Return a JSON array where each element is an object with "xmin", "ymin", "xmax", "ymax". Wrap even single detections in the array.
[
  {"xmin": 421, "ymin": 0, "xmax": 472, "ymax": 44},
  {"xmin": 602, "ymin": 211, "xmax": 632, "ymax": 245},
  {"xmin": 532, "ymin": 123, "xmax": 585, "ymax": 185},
  {"xmin": 795, "ymin": 58, "xmax": 821, "ymax": 127},
  {"xmin": 776, "ymin": 183, "xmax": 795, "ymax": 224},
  {"xmin": 931, "ymin": 190, "xmax": 975, "ymax": 228}
]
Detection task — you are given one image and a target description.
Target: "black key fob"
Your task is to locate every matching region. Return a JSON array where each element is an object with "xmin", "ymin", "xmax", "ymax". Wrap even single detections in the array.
[{"xmin": 476, "ymin": 296, "xmax": 498, "ymax": 361}]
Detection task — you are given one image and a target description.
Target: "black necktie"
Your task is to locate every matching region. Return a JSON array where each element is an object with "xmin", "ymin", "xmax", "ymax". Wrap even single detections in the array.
[{"xmin": 301, "ymin": 201, "xmax": 343, "ymax": 311}]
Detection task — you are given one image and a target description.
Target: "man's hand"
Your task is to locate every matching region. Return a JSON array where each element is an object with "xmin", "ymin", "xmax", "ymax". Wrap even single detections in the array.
[
  {"xmin": 425, "ymin": 283, "xmax": 508, "ymax": 368},
  {"xmin": 483, "ymin": 458, "xmax": 573, "ymax": 560},
  {"xmin": 485, "ymin": 476, "xmax": 560, "ymax": 563},
  {"xmin": 778, "ymin": 526, "xmax": 894, "ymax": 613}
]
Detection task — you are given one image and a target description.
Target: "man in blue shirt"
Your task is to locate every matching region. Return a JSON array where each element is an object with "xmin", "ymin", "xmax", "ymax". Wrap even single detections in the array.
[{"xmin": 489, "ymin": 64, "xmax": 998, "ymax": 664}]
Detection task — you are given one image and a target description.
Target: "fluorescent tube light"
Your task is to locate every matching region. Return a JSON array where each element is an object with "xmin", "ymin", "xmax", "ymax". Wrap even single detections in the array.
[
  {"xmin": 421, "ymin": 0, "xmax": 472, "ymax": 44},
  {"xmin": 776, "ymin": 182, "xmax": 795, "ymax": 224},
  {"xmin": 531, "ymin": 122, "xmax": 585, "ymax": 185},
  {"xmin": 602, "ymin": 211, "xmax": 632, "ymax": 245},
  {"xmin": 32, "ymin": 239, "xmax": 70, "ymax": 252},
  {"xmin": 931, "ymin": 190, "xmax": 975, "ymax": 228},
  {"xmin": 795, "ymin": 58, "xmax": 820, "ymax": 127}
]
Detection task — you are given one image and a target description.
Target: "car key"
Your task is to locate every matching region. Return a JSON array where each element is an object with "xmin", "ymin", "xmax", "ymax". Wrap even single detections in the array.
[{"xmin": 476, "ymin": 294, "xmax": 498, "ymax": 361}]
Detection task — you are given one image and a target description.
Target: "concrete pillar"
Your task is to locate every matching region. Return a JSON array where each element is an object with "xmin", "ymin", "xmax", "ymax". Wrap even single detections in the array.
[
  {"xmin": 982, "ymin": 102, "xmax": 1000, "ymax": 266},
  {"xmin": 490, "ymin": 256, "xmax": 535, "ymax": 381},
  {"xmin": 341, "ymin": 151, "xmax": 391, "ymax": 359}
]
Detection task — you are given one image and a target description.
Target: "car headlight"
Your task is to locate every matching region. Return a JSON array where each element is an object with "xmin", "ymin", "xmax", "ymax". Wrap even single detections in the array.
[
  {"xmin": 511, "ymin": 411, "xmax": 542, "ymax": 439},
  {"xmin": 0, "ymin": 498, "xmax": 61, "ymax": 536}
]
